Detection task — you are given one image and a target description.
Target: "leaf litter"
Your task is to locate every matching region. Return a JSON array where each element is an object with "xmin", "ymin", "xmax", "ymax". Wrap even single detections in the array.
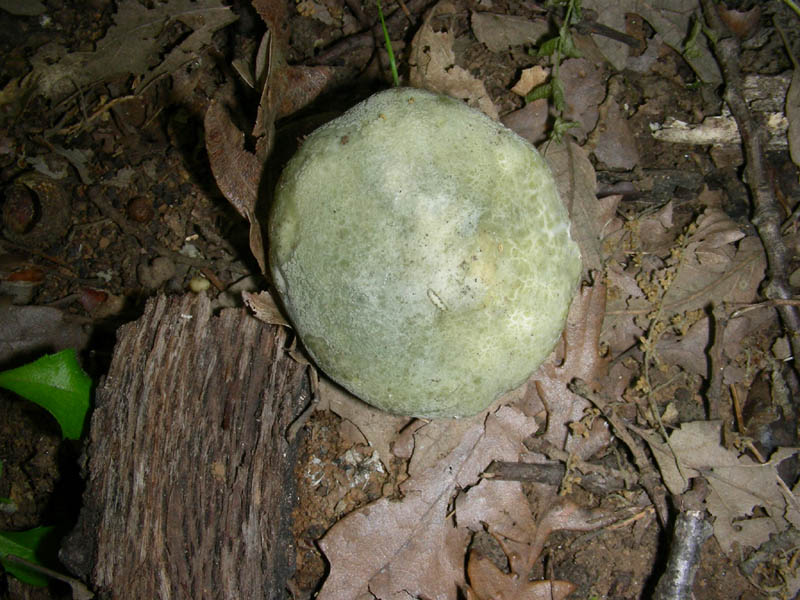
[
  {"xmin": 281, "ymin": 2, "xmax": 800, "ymax": 596},
  {"xmin": 4, "ymin": 0, "xmax": 800, "ymax": 597}
]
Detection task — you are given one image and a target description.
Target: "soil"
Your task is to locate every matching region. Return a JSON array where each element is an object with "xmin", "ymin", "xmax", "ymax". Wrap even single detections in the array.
[{"xmin": 0, "ymin": 0, "xmax": 798, "ymax": 599}]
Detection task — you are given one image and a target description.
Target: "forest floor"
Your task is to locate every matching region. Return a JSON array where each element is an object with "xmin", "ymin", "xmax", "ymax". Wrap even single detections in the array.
[{"xmin": 1, "ymin": 0, "xmax": 799, "ymax": 598}]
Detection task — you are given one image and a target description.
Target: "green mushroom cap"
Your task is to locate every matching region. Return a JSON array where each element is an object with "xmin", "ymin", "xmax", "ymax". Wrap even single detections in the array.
[{"xmin": 269, "ymin": 87, "xmax": 581, "ymax": 418}]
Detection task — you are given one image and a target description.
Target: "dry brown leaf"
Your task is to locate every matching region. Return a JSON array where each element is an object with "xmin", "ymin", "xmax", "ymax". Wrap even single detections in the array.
[
  {"xmin": 533, "ymin": 282, "xmax": 611, "ymax": 458},
  {"xmin": 409, "ymin": 0, "xmax": 499, "ymax": 119},
  {"xmin": 502, "ymin": 99, "xmax": 549, "ymax": 145},
  {"xmin": 605, "ymin": 208, "xmax": 765, "ymax": 364},
  {"xmin": 636, "ymin": 420, "xmax": 800, "ymax": 552},
  {"xmin": 637, "ymin": 200, "xmax": 675, "ymax": 255},
  {"xmin": 241, "ymin": 290, "xmax": 289, "ymax": 327},
  {"xmin": 581, "ymin": 0, "xmax": 720, "ymax": 83},
  {"xmin": 458, "ymin": 480, "xmax": 616, "ymax": 598},
  {"xmin": 467, "ymin": 554, "xmax": 575, "ymax": 600},
  {"xmin": 503, "ymin": 59, "xmax": 604, "ymax": 144},
  {"xmin": 277, "ymin": 65, "xmax": 342, "ymax": 118},
  {"xmin": 591, "ymin": 98, "xmax": 640, "ymax": 170},
  {"xmin": 205, "ymin": 0, "xmax": 339, "ymax": 277},
  {"xmin": 29, "ymin": 0, "xmax": 237, "ymax": 101},
  {"xmin": 660, "ymin": 210, "xmax": 765, "ymax": 319},
  {"xmin": 203, "ymin": 101, "xmax": 267, "ymax": 274},
  {"xmin": 317, "ymin": 406, "xmax": 537, "ymax": 599},
  {"xmin": 470, "ymin": 12, "xmax": 549, "ymax": 53},
  {"xmin": 559, "ymin": 58, "xmax": 605, "ymax": 142},
  {"xmin": 511, "ymin": 66, "xmax": 549, "ymax": 97},
  {"xmin": 544, "ymin": 140, "xmax": 618, "ymax": 273},
  {"xmin": 656, "ymin": 309, "xmax": 774, "ymax": 381}
]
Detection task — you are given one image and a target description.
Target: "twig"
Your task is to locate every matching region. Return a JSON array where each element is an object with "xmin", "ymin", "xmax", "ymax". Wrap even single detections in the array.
[
  {"xmin": 701, "ymin": 0, "xmax": 800, "ymax": 395},
  {"xmin": 56, "ymin": 95, "xmax": 140, "ymax": 136},
  {"xmin": 569, "ymin": 378, "xmax": 670, "ymax": 527},
  {"xmin": 652, "ymin": 509, "xmax": 712, "ymax": 600},
  {"xmin": 483, "ymin": 460, "xmax": 630, "ymax": 496},
  {"xmin": 706, "ymin": 304, "xmax": 727, "ymax": 419},
  {"xmin": 730, "ymin": 298, "xmax": 800, "ymax": 319},
  {"xmin": 523, "ymin": 436, "xmax": 639, "ymax": 488}
]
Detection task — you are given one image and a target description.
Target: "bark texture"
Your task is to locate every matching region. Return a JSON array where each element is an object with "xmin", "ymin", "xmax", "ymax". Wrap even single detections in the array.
[{"xmin": 61, "ymin": 293, "xmax": 308, "ymax": 599}]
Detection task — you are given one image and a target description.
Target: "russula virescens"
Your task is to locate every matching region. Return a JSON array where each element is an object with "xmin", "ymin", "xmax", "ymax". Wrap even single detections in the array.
[{"xmin": 269, "ymin": 88, "xmax": 581, "ymax": 418}]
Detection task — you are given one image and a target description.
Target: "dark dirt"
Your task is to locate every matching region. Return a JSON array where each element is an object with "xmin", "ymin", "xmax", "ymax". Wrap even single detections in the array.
[{"xmin": 0, "ymin": 0, "xmax": 798, "ymax": 598}]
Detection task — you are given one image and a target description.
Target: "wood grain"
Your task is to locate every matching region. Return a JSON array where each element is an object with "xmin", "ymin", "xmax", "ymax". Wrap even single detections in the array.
[{"xmin": 61, "ymin": 293, "xmax": 308, "ymax": 599}]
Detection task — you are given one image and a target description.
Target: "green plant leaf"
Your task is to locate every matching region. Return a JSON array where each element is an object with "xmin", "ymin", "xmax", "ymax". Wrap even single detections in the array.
[
  {"xmin": 550, "ymin": 116, "xmax": 579, "ymax": 142},
  {"xmin": 0, "ymin": 349, "xmax": 91, "ymax": 439},
  {"xmin": 560, "ymin": 31, "xmax": 582, "ymax": 58},
  {"xmin": 525, "ymin": 81, "xmax": 553, "ymax": 103},
  {"xmin": 536, "ymin": 36, "xmax": 560, "ymax": 57},
  {"xmin": 0, "ymin": 526, "xmax": 57, "ymax": 586}
]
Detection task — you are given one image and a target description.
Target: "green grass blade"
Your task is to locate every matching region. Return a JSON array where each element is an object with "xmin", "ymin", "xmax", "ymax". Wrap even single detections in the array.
[
  {"xmin": 0, "ymin": 349, "xmax": 91, "ymax": 439},
  {"xmin": 376, "ymin": 0, "xmax": 399, "ymax": 86},
  {"xmin": 0, "ymin": 526, "xmax": 57, "ymax": 586}
]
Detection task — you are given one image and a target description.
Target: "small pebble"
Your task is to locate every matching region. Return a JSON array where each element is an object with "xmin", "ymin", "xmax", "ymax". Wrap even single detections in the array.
[
  {"xmin": 189, "ymin": 276, "xmax": 210, "ymax": 293},
  {"xmin": 127, "ymin": 196, "xmax": 154, "ymax": 223}
]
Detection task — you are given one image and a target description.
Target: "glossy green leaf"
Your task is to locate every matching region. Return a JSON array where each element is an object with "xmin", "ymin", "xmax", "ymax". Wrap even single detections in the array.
[
  {"xmin": 0, "ymin": 349, "xmax": 91, "ymax": 439},
  {"xmin": 0, "ymin": 526, "xmax": 57, "ymax": 587}
]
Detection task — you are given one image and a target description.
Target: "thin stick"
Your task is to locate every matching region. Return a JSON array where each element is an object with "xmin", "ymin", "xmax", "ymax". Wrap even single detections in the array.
[{"xmin": 701, "ymin": 0, "xmax": 800, "ymax": 399}]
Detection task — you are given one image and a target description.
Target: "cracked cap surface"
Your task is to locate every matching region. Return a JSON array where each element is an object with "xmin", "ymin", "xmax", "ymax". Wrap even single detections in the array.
[{"xmin": 269, "ymin": 87, "xmax": 581, "ymax": 418}]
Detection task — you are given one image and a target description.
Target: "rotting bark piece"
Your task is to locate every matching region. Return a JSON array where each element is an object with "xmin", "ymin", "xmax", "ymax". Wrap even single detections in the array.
[{"xmin": 60, "ymin": 293, "xmax": 308, "ymax": 599}]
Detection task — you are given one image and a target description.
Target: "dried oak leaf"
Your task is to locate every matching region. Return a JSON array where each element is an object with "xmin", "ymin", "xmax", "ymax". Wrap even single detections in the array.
[
  {"xmin": 636, "ymin": 420, "xmax": 800, "ymax": 553},
  {"xmin": 409, "ymin": 0, "xmax": 499, "ymax": 119},
  {"xmin": 503, "ymin": 61, "xmax": 604, "ymax": 147},
  {"xmin": 203, "ymin": 101, "xmax": 266, "ymax": 274},
  {"xmin": 591, "ymin": 98, "xmax": 640, "ymax": 170},
  {"xmin": 205, "ymin": 0, "xmax": 340, "ymax": 278},
  {"xmin": 30, "ymin": 0, "xmax": 237, "ymax": 101},
  {"xmin": 458, "ymin": 480, "xmax": 616, "ymax": 599},
  {"xmin": 317, "ymin": 406, "xmax": 537, "ymax": 600},
  {"xmin": 467, "ymin": 555, "xmax": 575, "ymax": 600},
  {"xmin": 502, "ymin": 99, "xmax": 549, "ymax": 145},
  {"xmin": 558, "ymin": 59, "xmax": 605, "ymax": 143},
  {"xmin": 532, "ymin": 281, "xmax": 611, "ymax": 458},
  {"xmin": 544, "ymin": 140, "xmax": 619, "ymax": 273}
]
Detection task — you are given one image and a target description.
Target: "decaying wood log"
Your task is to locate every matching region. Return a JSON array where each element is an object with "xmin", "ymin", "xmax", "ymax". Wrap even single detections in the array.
[{"xmin": 60, "ymin": 293, "xmax": 309, "ymax": 599}]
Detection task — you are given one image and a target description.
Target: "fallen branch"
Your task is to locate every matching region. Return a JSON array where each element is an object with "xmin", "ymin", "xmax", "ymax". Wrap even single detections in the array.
[
  {"xmin": 652, "ymin": 509, "xmax": 713, "ymax": 600},
  {"xmin": 701, "ymin": 0, "xmax": 800, "ymax": 396},
  {"xmin": 483, "ymin": 459, "xmax": 629, "ymax": 496}
]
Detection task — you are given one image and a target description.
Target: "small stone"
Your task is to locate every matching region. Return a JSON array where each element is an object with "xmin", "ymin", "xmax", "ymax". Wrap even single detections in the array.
[
  {"xmin": 189, "ymin": 276, "xmax": 210, "ymax": 293},
  {"xmin": 127, "ymin": 196, "xmax": 154, "ymax": 223}
]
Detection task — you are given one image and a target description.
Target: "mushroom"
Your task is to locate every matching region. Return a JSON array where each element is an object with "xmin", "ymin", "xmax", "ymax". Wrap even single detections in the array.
[{"xmin": 269, "ymin": 88, "xmax": 581, "ymax": 418}]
